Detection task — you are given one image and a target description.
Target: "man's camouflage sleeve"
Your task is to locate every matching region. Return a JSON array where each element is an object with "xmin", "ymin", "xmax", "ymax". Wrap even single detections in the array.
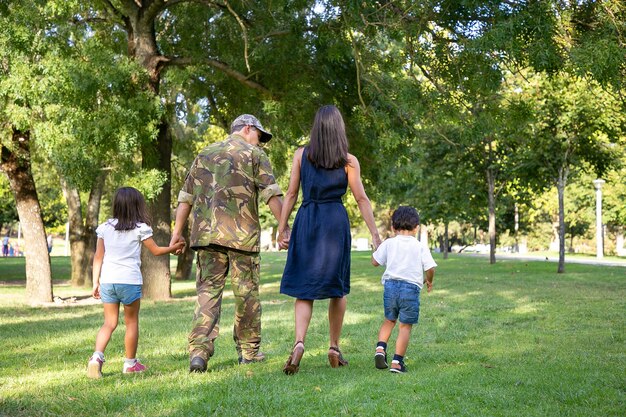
[
  {"xmin": 256, "ymin": 150, "xmax": 282, "ymax": 203},
  {"xmin": 178, "ymin": 158, "xmax": 197, "ymax": 205}
]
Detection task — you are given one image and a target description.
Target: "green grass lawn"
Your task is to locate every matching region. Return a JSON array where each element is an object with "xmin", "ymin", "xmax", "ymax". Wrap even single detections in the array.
[{"xmin": 0, "ymin": 253, "xmax": 624, "ymax": 416}]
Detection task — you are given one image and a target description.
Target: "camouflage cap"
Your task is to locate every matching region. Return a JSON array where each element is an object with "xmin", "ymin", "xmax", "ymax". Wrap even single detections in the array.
[{"xmin": 231, "ymin": 114, "xmax": 273, "ymax": 143}]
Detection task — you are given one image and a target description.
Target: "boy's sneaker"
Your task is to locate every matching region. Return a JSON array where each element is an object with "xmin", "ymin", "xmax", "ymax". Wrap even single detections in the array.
[
  {"xmin": 375, "ymin": 347, "xmax": 388, "ymax": 369},
  {"xmin": 389, "ymin": 360, "xmax": 406, "ymax": 373},
  {"xmin": 87, "ymin": 354, "xmax": 104, "ymax": 379},
  {"xmin": 123, "ymin": 360, "xmax": 147, "ymax": 374}
]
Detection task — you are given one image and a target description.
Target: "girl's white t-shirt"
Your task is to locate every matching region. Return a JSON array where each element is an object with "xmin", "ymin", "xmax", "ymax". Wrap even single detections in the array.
[
  {"xmin": 372, "ymin": 235, "xmax": 437, "ymax": 289},
  {"xmin": 96, "ymin": 219, "xmax": 153, "ymax": 285}
]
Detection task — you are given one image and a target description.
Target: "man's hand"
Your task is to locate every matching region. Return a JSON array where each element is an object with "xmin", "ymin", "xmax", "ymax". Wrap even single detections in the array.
[{"xmin": 425, "ymin": 280, "xmax": 433, "ymax": 293}]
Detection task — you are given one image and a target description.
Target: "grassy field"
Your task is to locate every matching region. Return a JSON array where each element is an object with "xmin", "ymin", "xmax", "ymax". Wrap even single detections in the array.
[{"xmin": 0, "ymin": 253, "xmax": 624, "ymax": 416}]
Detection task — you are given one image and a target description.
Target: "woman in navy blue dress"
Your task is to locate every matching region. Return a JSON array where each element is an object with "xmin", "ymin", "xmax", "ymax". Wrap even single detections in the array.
[{"xmin": 278, "ymin": 105, "xmax": 381, "ymax": 374}]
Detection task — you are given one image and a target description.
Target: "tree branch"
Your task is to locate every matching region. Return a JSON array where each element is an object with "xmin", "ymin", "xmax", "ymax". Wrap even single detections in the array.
[
  {"xmin": 345, "ymin": 26, "xmax": 367, "ymax": 110},
  {"xmin": 207, "ymin": 93, "xmax": 228, "ymax": 130},
  {"xmin": 601, "ymin": 3, "xmax": 625, "ymax": 47},
  {"xmin": 223, "ymin": 0, "xmax": 251, "ymax": 73},
  {"xmin": 101, "ymin": 0, "xmax": 127, "ymax": 21},
  {"xmin": 163, "ymin": 56, "xmax": 274, "ymax": 97}
]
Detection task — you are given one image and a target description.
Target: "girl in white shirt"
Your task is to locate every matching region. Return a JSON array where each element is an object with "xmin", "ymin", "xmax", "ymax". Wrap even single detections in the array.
[{"xmin": 87, "ymin": 187, "xmax": 185, "ymax": 379}]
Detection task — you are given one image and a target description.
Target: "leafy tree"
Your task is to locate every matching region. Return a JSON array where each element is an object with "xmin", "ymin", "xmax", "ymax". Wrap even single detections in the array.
[
  {"xmin": 515, "ymin": 73, "xmax": 624, "ymax": 272},
  {"xmin": 37, "ymin": 38, "xmax": 162, "ymax": 287},
  {"xmin": 0, "ymin": 0, "xmax": 62, "ymax": 303}
]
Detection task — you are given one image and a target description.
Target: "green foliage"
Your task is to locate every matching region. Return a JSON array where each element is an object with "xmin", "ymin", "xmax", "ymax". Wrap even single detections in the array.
[
  {"xmin": 515, "ymin": 72, "xmax": 624, "ymax": 184},
  {"xmin": 604, "ymin": 165, "xmax": 626, "ymax": 230},
  {"xmin": 2, "ymin": 0, "xmax": 625, "ymax": 262},
  {"xmin": 565, "ymin": 0, "xmax": 626, "ymax": 91},
  {"xmin": 123, "ymin": 169, "xmax": 168, "ymax": 203},
  {"xmin": 31, "ymin": 159, "xmax": 67, "ymax": 228},
  {"xmin": 0, "ymin": 175, "xmax": 18, "ymax": 227},
  {"xmin": 35, "ymin": 42, "xmax": 162, "ymax": 191},
  {"xmin": 1, "ymin": 0, "xmax": 163, "ymax": 194}
]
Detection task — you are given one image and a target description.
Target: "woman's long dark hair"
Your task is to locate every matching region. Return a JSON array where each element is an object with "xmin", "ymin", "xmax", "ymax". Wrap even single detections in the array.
[
  {"xmin": 112, "ymin": 187, "xmax": 151, "ymax": 231},
  {"xmin": 308, "ymin": 105, "xmax": 348, "ymax": 169}
]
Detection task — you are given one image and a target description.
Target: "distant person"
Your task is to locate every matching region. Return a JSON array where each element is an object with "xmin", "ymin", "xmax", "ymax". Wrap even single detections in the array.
[
  {"xmin": 87, "ymin": 187, "xmax": 185, "ymax": 379},
  {"xmin": 8, "ymin": 243, "xmax": 14, "ymax": 257},
  {"xmin": 371, "ymin": 206, "xmax": 437, "ymax": 373},
  {"xmin": 47, "ymin": 234, "xmax": 53, "ymax": 254},
  {"xmin": 170, "ymin": 114, "xmax": 285, "ymax": 373},
  {"xmin": 278, "ymin": 105, "xmax": 381, "ymax": 375},
  {"xmin": 2, "ymin": 234, "xmax": 9, "ymax": 257}
]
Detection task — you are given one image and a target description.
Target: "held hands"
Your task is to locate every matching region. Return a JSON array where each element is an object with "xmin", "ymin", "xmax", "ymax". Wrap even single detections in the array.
[
  {"xmin": 169, "ymin": 233, "xmax": 186, "ymax": 255},
  {"xmin": 171, "ymin": 240, "xmax": 186, "ymax": 255},
  {"xmin": 278, "ymin": 227, "xmax": 291, "ymax": 250}
]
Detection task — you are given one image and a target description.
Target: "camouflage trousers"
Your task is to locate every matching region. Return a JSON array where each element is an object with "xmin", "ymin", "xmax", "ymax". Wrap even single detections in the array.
[{"xmin": 189, "ymin": 245, "xmax": 261, "ymax": 362}]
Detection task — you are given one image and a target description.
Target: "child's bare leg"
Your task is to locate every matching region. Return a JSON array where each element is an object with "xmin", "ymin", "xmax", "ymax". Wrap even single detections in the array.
[
  {"xmin": 95, "ymin": 303, "xmax": 120, "ymax": 353},
  {"xmin": 122, "ymin": 299, "xmax": 141, "ymax": 359},
  {"xmin": 377, "ymin": 319, "xmax": 396, "ymax": 344},
  {"xmin": 395, "ymin": 323, "xmax": 413, "ymax": 357}
]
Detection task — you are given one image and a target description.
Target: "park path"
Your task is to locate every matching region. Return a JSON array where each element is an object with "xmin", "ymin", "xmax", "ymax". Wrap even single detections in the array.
[{"xmin": 459, "ymin": 252, "xmax": 626, "ymax": 268}]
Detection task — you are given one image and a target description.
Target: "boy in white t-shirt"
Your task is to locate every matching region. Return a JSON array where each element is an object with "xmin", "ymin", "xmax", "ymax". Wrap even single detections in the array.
[{"xmin": 371, "ymin": 206, "xmax": 437, "ymax": 373}]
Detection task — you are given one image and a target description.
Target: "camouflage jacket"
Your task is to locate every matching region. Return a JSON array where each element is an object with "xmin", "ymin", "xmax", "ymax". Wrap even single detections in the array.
[{"xmin": 178, "ymin": 134, "xmax": 282, "ymax": 252}]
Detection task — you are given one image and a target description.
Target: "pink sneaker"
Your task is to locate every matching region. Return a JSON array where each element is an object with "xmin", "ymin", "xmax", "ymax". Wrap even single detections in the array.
[
  {"xmin": 87, "ymin": 355, "xmax": 104, "ymax": 379},
  {"xmin": 123, "ymin": 360, "xmax": 147, "ymax": 374}
]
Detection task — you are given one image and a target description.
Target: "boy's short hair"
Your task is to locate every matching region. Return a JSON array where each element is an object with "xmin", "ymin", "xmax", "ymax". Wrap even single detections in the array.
[{"xmin": 392, "ymin": 206, "xmax": 420, "ymax": 231}]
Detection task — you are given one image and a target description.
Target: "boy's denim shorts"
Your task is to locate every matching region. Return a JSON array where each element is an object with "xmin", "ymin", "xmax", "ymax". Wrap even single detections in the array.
[
  {"xmin": 383, "ymin": 279, "xmax": 421, "ymax": 325},
  {"xmin": 100, "ymin": 283, "xmax": 142, "ymax": 305}
]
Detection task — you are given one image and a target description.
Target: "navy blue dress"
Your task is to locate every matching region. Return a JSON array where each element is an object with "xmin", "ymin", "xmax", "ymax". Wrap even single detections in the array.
[{"xmin": 280, "ymin": 147, "xmax": 351, "ymax": 300}]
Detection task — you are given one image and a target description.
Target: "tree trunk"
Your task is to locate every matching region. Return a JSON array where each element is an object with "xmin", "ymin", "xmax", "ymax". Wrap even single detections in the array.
[
  {"xmin": 616, "ymin": 227, "xmax": 625, "ymax": 257},
  {"xmin": 0, "ymin": 129, "xmax": 53, "ymax": 304},
  {"xmin": 61, "ymin": 173, "xmax": 106, "ymax": 287},
  {"xmin": 83, "ymin": 173, "xmax": 106, "ymax": 287},
  {"xmin": 61, "ymin": 179, "xmax": 87, "ymax": 286},
  {"xmin": 514, "ymin": 202, "xmax": 519, "ymax": 253},
  {"xmin": 174, "ymin": 222, "xmax": 194, "ymax": 280},
  {"xmin": 487, "ymin": 168, "xmax": 497, "ymax": 264},
  {"xmin": 443, "ymin": 222, "xmax": 449, "ymax": 260},
  {"xmin": 125, "ymin": 4, "xmax": 173, "ymax": 300},
  {"xmin": 141, "ymin": 122, "xmax": 172, "ymax": 300},
  {"xmin": 557, "ymin": 167, "xmax": 568, "ymax": 273}
]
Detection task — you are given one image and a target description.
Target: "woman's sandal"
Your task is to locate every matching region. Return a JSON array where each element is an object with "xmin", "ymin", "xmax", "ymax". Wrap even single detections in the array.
[
  {"xmin": 328, "ymin": 346, "xmax": 348, "ymax": 368},
  {"xmin": 283, "ymin": 341, "xmax": 304, "ymax": 375}
]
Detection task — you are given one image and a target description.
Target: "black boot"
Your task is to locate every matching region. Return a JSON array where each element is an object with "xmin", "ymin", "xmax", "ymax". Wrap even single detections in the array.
[{"xmin": 189, "ymin": 357, "xmax": 207, "ymax": 373}]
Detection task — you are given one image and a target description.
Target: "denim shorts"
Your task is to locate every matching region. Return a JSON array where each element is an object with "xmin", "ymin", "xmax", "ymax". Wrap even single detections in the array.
[
  {"xmin": 383, "ymin": 279, "xmax": 421, "ymax": 325},
  {"xmin": 100, "ymin": 283, "xmax": 142, "ymax": 305}
]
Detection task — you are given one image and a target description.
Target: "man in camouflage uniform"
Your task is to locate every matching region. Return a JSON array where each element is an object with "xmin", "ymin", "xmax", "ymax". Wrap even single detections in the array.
[{"xmin": 170, "ymin": 114, "xmax": 285, "ymax": 373}]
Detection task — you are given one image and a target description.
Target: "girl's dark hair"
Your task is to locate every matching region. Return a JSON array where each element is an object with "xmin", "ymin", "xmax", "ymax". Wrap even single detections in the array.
[
  {"xmin": 112, "ymin": 187, "xmax": 151, "ymax": 231},
  {"xmin": 308, "ymin": 105, "xmax": 348, "ymax": 169},
  {"xmin": 392, "ymin": 206, "xmax": 420, "ymax": 231}
]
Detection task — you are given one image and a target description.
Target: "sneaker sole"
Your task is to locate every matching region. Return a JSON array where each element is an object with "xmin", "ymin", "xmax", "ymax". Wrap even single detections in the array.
[
  {"xmin": 389, "ymin": 368, "xmax": 405, "ymax": 374},
  {"xmin": 87, "ymin": 362, "xmax": 102, "ymax": 379},
  {"xmin": 375, "ymin": 353, "xmax": 388, "ymax": 369}
]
